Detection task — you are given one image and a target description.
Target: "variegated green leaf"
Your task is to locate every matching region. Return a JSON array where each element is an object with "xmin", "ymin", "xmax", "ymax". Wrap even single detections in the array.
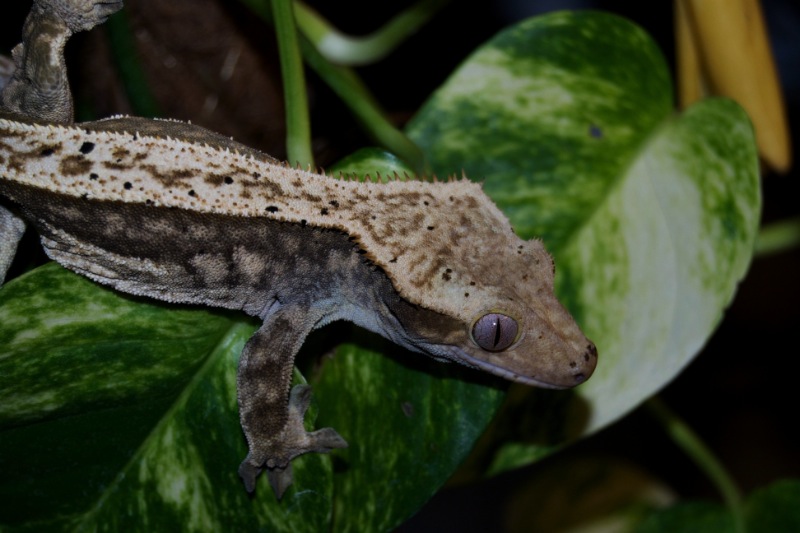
[
  {"xmin": 313, "ymin": 341, "xmax": 504, "ymax": 532},
  {"xmin": 406, "ymin": 11, "xmax": 760, "ymax": 472},
  {"xmin": 0, "ymin": 265, "xmax": 334, "ymax": 531},
  {"xmin": 328, "ymin": 147, "xmax": 415, "ymax": 181}
]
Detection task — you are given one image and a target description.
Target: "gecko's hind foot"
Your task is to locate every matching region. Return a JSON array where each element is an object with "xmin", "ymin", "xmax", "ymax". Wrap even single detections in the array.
[
  {"xmin": 44, "ymin": 0, "xmax": 124, "ymax": 32},
  {"xmin": 239, "ymin": 384, "xmax": 347, "ymax": 497}
]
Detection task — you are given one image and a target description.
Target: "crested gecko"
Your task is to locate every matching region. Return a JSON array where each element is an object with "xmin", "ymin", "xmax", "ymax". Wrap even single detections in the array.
[{"xmin": 0, "ymin": 0, "xmax": 597, "ymax": 497}]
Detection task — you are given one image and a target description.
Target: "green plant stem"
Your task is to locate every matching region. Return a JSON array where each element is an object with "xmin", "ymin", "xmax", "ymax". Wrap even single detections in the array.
[
  {"xmin": 240, "ymin": 0, "xmax": 426, "ymax": 173},
  {"xmin": 755, "ymin": 216, "xmax": 800, "ymax": 257},
  {"xmin": 297, "ymin": 35, "xmax": 427, "ymax": 173},
  {"xmin": 103, "ymin": 10, "xmax": 160, "ymax": 119},
  {"xmin": 646, "ymin": 397, "xmax": 745, "ymax": 533},
  {"xmin": 295, "ymin": 0, "xmax": 451, "ymax": 66},
  {"xmin": 271, "ymin": 0, "xmax": 313, "ymax": 167}
]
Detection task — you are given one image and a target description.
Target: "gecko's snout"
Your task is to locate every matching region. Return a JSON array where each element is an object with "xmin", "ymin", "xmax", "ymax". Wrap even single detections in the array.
[{"xmin": 571, "ymin": 340, "xmax": 598, "ymax": 384}]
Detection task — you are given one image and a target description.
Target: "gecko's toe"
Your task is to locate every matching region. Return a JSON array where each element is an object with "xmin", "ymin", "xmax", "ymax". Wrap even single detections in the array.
[
  {"xmin": 267, "ymin": 464, "xmax": 294, "ymax": 500},
  {"xmin": 288, "ymin": 383, "xmax": 313, "ymax": 415},
  {"xmin": 309, "ymin": 427, "xmax": 348, "ymax": 452},
  {"xmin": 238, "ymin": 459, "xmax": 262, "ymax": 494}
]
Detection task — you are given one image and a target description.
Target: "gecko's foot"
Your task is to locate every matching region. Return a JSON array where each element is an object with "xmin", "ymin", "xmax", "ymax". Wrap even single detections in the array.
[
  {"xmin": 238, "ymin": 384, "xmax": 347, "ymax": 498},
  {"xmin": 45, "ymin": 0, "xmax": 125, "ymax": 33}
]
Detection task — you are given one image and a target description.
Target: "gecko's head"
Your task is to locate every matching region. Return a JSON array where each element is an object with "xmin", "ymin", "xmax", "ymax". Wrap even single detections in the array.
[
  {"xmin": 454, "ymin": 290, "xmax": 598, "ymax": 389},
  {"xmin": 400, "ymin": 238, "xmax": 597, "ymax": 390}
]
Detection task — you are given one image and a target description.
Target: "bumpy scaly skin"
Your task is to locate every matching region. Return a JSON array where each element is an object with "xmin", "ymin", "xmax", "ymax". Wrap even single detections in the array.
[{"xmin": 0, "ymin": 0, "xmax": 597, "ymax": 497}]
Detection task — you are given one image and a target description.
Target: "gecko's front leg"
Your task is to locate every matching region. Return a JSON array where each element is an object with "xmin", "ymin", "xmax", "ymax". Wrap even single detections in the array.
[{"xmin": 237, "ymin": 303, "xmax": 347, "ymax": 498}]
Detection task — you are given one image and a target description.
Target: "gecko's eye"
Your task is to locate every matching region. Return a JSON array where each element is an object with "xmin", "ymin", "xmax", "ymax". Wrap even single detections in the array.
[{"xmin": 472, "ymin": 313, "xmax": 518, "ymax": 352}]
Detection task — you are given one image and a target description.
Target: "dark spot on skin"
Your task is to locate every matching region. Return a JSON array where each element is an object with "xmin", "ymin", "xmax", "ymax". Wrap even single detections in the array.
[
  {"xmin": 40, "ymin": 148, "xmax": 55, "ymax": 157},
  {"xmin": 389, "ymin": 257, "xmax": 398, "ymax": 263},
  {"xmin": 102, "ymin": 159, "xmax": 132, "ymax": 171},
  {"xmin": 584, "ymin": 353, "xmax": 590, "ymax": 362},
  {"xmin": 224, "ymin": 176, "xmax": 234, "ymax": 184},
  {"xmin": 371, "ymin": 215, "xmax": 376, "ymax": 220},
  {"xmin": 423, "ymin": 201, "xmax": 429, "ymax": 206},
  {"xmin": 141, "ymin": 165, "xmax": 194, "ymax": 187},
  {"xmin": 442, "ymin": 271, "xmax": 451, "ymax": 281},
  {"xmin": 124, "ymin": 182, "xmax": 133, "ymax": 190},
  {"xmin": 320, "ymin": 208, "xmax": 329, "ymax": 215},
  {"xmin": 266, "ymin": 206, "xmax": 279, "ymax": 213},
  {"xmin": 574, "ymin": 373, "xmax": 586, "ymax": 383},
  {"xmin": 589, "ymin": 124, "xmax": 603, "ymax": 138},
  {"xmin": 252, "ymin": 172, "xmax": 262, "ymax": 179},
  {"xmin": 301, "ymin": 192, "xmax": 323, "ymax": 202},
  {"xmin": 79, "ymin": 142, "xmax": 95, "ymax": 154},
  {"xmin": 329, "ymin": 200, "xmax": 339, "ymax": 208},
  {"xmin": 145, "ymin": 199, "xmax": 154, "ymax": 205},
  {"xmin": 89, "ymin": 173, "xmax": 99, "ymax": 180},
  {"xmin": 464, "ymin": 292, "xmax": 469, "ymax": 297},
  {"xmin": 188, "ymin": 189, "xmax": 196, "ymax": 197},
  {"xmin": 570, "ymin": 361, "xmax": 577, "ymax": 368},
  {"xmin": 59, "ymin": 154, "xmax": 93, "ymax": 176},
  {"xmin": 427, "ymin": 226, "xmax": 434, "ymax": 231},
  {"xmin": 470, "ymin": 281, "xmax": 476, "ymax": 286},
  {"xmin": 300, "ymin": 219, "xmax": 307, "ymax": 227},
  {"xmin": 204, "ymin": 174, "xmax": 229, "ymax": 187}
]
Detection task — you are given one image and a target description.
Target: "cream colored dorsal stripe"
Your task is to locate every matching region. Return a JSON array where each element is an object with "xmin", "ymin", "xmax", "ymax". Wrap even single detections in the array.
[{"xmin": 0, "ymin": 116, "xmax": 541, "ymax": 322}]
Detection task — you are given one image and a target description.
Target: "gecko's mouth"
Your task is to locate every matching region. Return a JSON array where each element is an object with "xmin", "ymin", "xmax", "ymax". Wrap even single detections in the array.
[{"xmin": 437, "ymin": 346, "xmax": 571, "ymax": 390}]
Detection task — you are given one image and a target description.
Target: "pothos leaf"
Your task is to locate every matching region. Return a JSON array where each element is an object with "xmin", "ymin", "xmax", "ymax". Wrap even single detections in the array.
[{"xmin": 406, "ymin": 11, "xmax": 760, "ymax": 472}]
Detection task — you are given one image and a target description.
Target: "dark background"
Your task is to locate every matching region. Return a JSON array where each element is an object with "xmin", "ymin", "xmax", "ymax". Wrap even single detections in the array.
[{"xmin": 2, "ymin": 1, "xmax": 798, "ymax": 530}]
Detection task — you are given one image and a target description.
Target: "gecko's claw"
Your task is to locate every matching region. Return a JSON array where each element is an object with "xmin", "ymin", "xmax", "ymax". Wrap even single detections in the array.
[
  {"xmin": 266, "ymin": 464, "xmax": 293, "ymax": 500},
  {"xmin": 238, "ymin": 461, "xmax": 261, "ymax": 494},
  {"xmin": 239, "ymin": 384, "xmax": 347, "ymax": 497}
]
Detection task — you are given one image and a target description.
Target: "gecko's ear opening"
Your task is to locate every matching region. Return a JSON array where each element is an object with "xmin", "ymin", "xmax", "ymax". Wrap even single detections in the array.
[{"xmin": 471, "ymin": 312, "xmax": 519, "ymax": 352}]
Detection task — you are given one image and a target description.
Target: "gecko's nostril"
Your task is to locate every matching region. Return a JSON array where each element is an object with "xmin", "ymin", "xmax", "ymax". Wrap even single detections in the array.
[{"xmin": 586, "ymin": 342, "xmax": 598, "ymax": 359}]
